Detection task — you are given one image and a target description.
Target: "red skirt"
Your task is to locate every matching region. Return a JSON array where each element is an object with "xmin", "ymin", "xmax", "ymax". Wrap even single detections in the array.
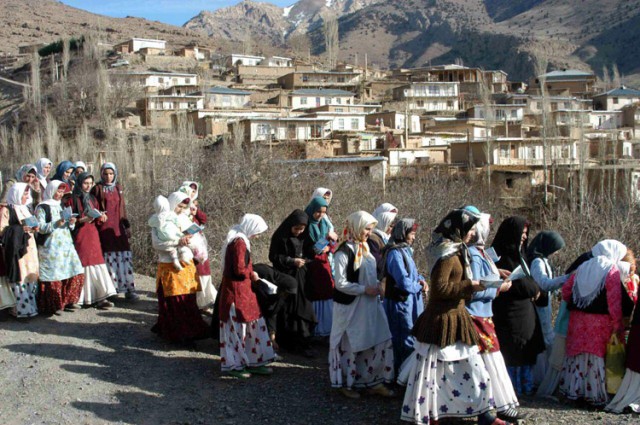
[
  {"xmin": 38, "ymin": 274, "xmax": 85, "ymax": 314},
  {"xmin": 306, "ymin": 253, "xmax": 334, "ymax": 301},
  {"xmin": 472, "ymin": 315, "xmax": 501, "ymax": 353},
  {"xmin": 152, "ymin": 285, "xmax": 209, "ymax": 343}
]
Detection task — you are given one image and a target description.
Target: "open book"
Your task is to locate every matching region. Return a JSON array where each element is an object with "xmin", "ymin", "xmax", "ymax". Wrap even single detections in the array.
[
  {"xmin": 479, "ymin": 273, "xmax": 504, "ymax": 289},
  {"xmin": 86, "ymin": 208, "xmax": 104, "ymax": 219},
  {"xmin": 183, "ymin": 223, "xmax": 204, "ymax": 235},
  {"xmin": 509, "ymin": 264, "xmax": 529, "ymax": 282},
  {"xmin": 21, "ymin": 216, "xmax": 39, "ymax": 228},
  {"xmin": 259, "ymin": 278, "xmax": 278, "ymax": 295},
  {"xmin": 313, "ymin": 237, "xmax": 330, "ymax": 255},
  {"xmin": 61, "ymin": 206, "xmax": 78, "ymax": 222}
]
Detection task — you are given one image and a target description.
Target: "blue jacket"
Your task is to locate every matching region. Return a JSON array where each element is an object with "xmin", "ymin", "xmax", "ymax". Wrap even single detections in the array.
[{"xmin": 467, "ymin": 246, "xmax": 499, "ymax": 318}]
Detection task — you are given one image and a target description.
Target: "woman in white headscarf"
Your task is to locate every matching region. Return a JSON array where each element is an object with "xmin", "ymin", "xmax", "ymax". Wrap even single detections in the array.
[
  {"xmin": 0, "ymin": 183, "xmax": 40, "ymax": 318},
  {"xmin": 35, "ymin": 180, "xmax": 85, "ymax": 315},
  {"xmin": 559, "ymin": 239, "xmax": 631, "ymax": 407},
  {"xmin": 35, "ymin": 158, "xmax": 53, "ymax": 191},
  {"xmin": 151, "ymin": 191, "xmax": 208, "ymax": 345},
  {"xmin": 330, "ymin": 211, "xmax": 395, "ymax": 399},
  {"xmin": 368, "ymin": 202, "xmax": 398, "ymax": 273},
  {"xmin": 218, "ymin": 214, "xmax": 275, "ymax": 378}
]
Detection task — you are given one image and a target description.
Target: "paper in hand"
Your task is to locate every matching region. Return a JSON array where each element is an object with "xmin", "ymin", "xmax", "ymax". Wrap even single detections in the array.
[
  {"xmin": 183, "ymin": 223, "xmax": 204, "ymax": 235},
  {"xmin": 259, "ymin": 278, "xmax": 278, "ymax": 295},
  {"xmin": 21, "ymin": 216, "xmax": 39, "ymax": 228},
  {"xmin": 62, "ymin": 206, "xmax": 78, "ymax": 222},
  {"xmin": 86, "ymin": 208, "xmax": 104, "ymax": 219},
  {"xmin": 313, "ymin": 237, "xmax": 330, "ymax": 255},
  {"xmin": 509, "ymin": 265, "xmax": 529, "ymax": 281},
  {"xmin": 479, "ymin": 273, "xmax": 503, "ymax": 289}
]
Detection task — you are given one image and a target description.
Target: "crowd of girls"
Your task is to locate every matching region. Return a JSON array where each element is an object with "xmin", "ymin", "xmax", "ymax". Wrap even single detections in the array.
[
  {"xmin": 0, "ymin": 159, "xmax": 140, "ymax": 319},
  {"xmin": 5, "ymin": 162, "xmax": 640, "ymax": 423}
]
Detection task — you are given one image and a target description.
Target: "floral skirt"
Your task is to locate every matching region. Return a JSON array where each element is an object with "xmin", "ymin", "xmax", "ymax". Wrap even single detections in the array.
[
  {"xmin": 37, "ymin": 274, "xmax": 85, "ymax": 314},
  {"xmin": 483, "ymin": 351, "xmax": 519, "ymax": 412},
  {"xmin": 11, "ymin": 281, "xmax": 38, "ymax": 318},
  {"xmin": 0, "ymin": 276, "xmax": 16, "ymax": 311},
  {"xmin": 605, "ymin": 368, "xmax": 640, "ymax": 413},
  {"xmin": 400, "ymin": 342, "xmax": 494, "ymax": 424},
  {"xmin": 313, "ymin": 300, "xmax": 333, "ymax": 337},
  {"xmin": 471, "ymin": 316, "xmax": 500, "ymax": 353},
  {"xmin": 559, "ymin": 353, "xmax": 608, "ymax": 406},
  {"xmin": 329, "ymin": 334, "xmax": 394, "ymax": 389},
  {"xmin": 104, "ymin": 251, "xmax": 135, "ymax": 294},
  {"xmin": 196, "ymin": 274, "xmax": 217, "ymax": 309},
  {"xmin": 78, "ymin": 264, "xmax": 118, "ymax": 306},
  {"xmin": 219, "ymin": 303, "xmax": 275, "ymax": 372}
]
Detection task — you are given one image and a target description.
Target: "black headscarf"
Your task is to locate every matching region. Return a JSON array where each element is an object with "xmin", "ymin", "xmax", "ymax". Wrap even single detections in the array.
[
  {"xmin": 272, "ymin": 209, "xmax": 308, "ymax": 242},
  {"xmin": 491, "ymin": 216, "xmax": 530, "ymax": 262},
  {"xmin": 527, "ymin": 231, "xmax": 565, "ymax": 263},
  {"xmin": 72, "ymin": 172, "xmax": 95, "ymax": 212},
  {"xmin": 427, "ymin": 209, "xmax": 480, "ymax": 275},
  {"xmin": 269, "ymin": 209, "xmax": 309, "ymax": 273}
]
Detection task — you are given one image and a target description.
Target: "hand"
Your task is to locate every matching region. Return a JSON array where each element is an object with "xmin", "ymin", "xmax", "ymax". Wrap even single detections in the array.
[
  {"xmin": 322, "ymin": 245, "xmax": 330, "ymax": 254},
  {"xmin": 125, "ymin": 228, "xmax": 132, "ymax": 238},
  {"xmin": 419, "ymin": 280, "xmax": 429, "ymax": 293},
  {"xmin": 378, "ymin": 283, "xmax": 385, "ymax": 298},
  {"xmin": 498, "ymin": 269, "xmax": 511, "ymax": 279},
  {"xmin": 99, "ymin": 214, "xmax": 108, "ymax": 224},
  {"xmin": 32, "ymin": 226, "xmax": 40, "ymax": 233},
  {"xmin": 69, "ymin": 217, "xmax": 77, "ymax": 226},
  {"xmin": 499, "ymin": 280, "xmax": 512, "ymax": 293},
  {"xmin": 364, "ymin": 286, "xmax": 380, "ymax": 296},
  {"xmin": 250, "ymin": 271, "xmax": 260, "ymax": 282},
  {"xmin": 471, "ymin": 280, "xmax": 486, "ymax": 292},
  {"xmin": 179, "ymin": 235, "xmax": 192, "ymax": 246},
  {"xmin": 22, "ymin": 225, "xmax": 31, "ymax": 233},
  {"xmin": 57, "ymin": 219, "xmax": 66, "ymax": 227},
  {"xmin": 327, "ymin": 231, "xmax": 339, "ymax": 242},
  {"xmin": 293, "ymin": 258, "xmax": 306, "ymax": 268}
]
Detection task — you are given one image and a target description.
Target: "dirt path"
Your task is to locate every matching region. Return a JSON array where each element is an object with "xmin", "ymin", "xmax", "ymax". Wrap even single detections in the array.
[{"xmin": 0, "ymin": 274, "xmax": 637, "ymax": 425}]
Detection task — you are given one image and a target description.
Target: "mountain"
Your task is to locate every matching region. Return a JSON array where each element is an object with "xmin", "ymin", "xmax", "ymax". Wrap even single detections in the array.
[
  {"xmin": 185, "ymin": 0, "xmax": 640, "ymax": 84},
  {"xmin": 0, "ymin": 0, "xmax": 215, "ymax": 54}
]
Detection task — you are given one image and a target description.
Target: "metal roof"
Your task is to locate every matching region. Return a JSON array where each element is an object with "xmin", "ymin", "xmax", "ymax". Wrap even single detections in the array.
[
  {"xmin": 539, "ymin": 70, "xmax": 594, "ymax": 80},
  {"xmin": 594, "ymin": 87, "xmax": 640, "ymax": 97},
  {"xmin": 291, "ymin": 89, "xmax": 355, "ymax": 96}
]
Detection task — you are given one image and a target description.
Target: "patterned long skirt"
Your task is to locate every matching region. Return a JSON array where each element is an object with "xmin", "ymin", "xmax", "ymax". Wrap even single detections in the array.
[
  {"xmin": 104, "ymin": 251, "xmax": 135, "ymax": 294},
  {"xmin": 11, "ymin": 281, "xmax": 38, "ymax": 318},
  {"xmin": 559, "ymin": 353, "xmax": 608, "ymax": 405},
  {"xmin": 219, "ymin": 304, "xmax": 275, "ymax": 372},
  {"xmin": 329, "ymin": 334, "xmax": 394, "ymax": 389},
  {"xmin": 0, "ymin": 276, "xmax": 16, "ymax": 311},
  {"xmin": 37, "ymin": 274, "xmax": 85, "ymax": 314}
]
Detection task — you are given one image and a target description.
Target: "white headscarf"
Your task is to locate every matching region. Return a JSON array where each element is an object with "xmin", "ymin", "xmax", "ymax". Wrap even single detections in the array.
[
  {"xmin": 6, "ymin": 182, "xmax": 31, "ymax": 218},
  {"xmin": 310, "ymin": 187, "xmax": 332, "ymax": 204},
  {"xmin": 474, "ymin": 213, "xmax": 492, "ymax": 247},
  {"xmin": 180, "ymin": 181, "xmax": 199, "ymax": 202},
  {"xmin": 74, "ymin": 161, "xmax": 87, "ymax": 171},
  {"xmin": 220, "ymin": 214, "xmax": 268, "ymax": 266},
  {"xmin": 35, "ymin": 158, "xmax": 52, "ymax": 189},
  {"xmin": 344, "ymin": 211, "xmax": 378, "ymax": 270},
  {"xmin": 166, "ymin": 191, "xmax": 192, "ymax": 230},
  {"xmin": 372, "ymin": 202, "xmax": 398, "ymax": 239},
  {"xmin": 573, "ymin": 239, "xmax": 630, "ymax": 309},
  {"xmin": 39, "ymin": 180, "xmax": 66, "ymax": 207},
  {"xmin": 148, "ymin": 195, "xmax": 171, "ymax": 229}
]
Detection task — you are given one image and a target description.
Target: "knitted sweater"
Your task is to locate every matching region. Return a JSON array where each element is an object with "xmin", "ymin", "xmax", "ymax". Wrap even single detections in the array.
[{"xmin": 412, "ymin": 254, "xmax": 479, "ymax": 347}]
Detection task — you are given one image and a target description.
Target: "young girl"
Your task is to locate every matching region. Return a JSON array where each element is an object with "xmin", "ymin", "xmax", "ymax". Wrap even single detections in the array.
[
  {"xmin": 35, "ymin": 180, "xmax": 85, "ymax": 315},
  {"xmin": 219, "ymin": 214, "xmax": 275, "ymax": 378},
  {"xmin": 0, "ymin": 183, "xmax": 40, "ymax": 318},
  {"xmin": 148, "ymin": 195, "xmax": 192, "ymax": 271}
]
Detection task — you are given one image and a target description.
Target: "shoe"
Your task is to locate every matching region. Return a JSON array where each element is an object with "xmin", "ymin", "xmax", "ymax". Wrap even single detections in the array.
[
  {"xmin": 339, "ymin": 388, "xmax": 360, "ymax": 399},
  {"xmin": 497, "ymin": 410, "xmax": 523, "ymax": 423},
  {"xmin": 125, "ymin": 292, "xmax": 140, "ymax": 301},
  {"xmin": 96, "ymin": 300, "xmax": 114, "ymax": 310},
  {"xmin": 273, "ymin": 353, "xmax": 284, "ymax": 362},
  {"xmin": 65, "ymin": 304, "xmax": 80, "ymax": 311},
  {"xmin": 227, "ymin": 370, "xmax": 251, "ymax": 379},
  {"xmin": 246, "ymin": 366, "xmax": 273, "ymax": 376},
  {"xmin": 367, "ymin": 383, "xmax": 395, "ymax": 398},
  {"xmin": 53, "ymin": 309, "xmax": 64, "ymax": 316}
]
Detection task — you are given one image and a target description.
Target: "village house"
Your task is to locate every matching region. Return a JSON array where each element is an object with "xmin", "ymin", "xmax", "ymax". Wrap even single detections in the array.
[
  {"xmin": 263, "ymin": 56, "xmax": 294, "ymax": 67},
  {"xmin": 113, "ymin": 71, "xmax": 198, "ymax": 95},
  {"xmin": 225, "ymin": 54, "xmax": 265, "ymax": 68},
  {"xmin": 365, "ymin": 111, "xmax": 421, "ymax": 132},
  {"xmin": 421, "ymin": 116, "xmax": 494, "ymax": 141},
  {"xmin": 189, "ymin": 108, "xmax": 285, "ymax": 138},
  {"xmin": 621, "ymin": 103, "xmax": 640, "ymax": 138},
  {"xmin": 288, "ymin": 89, "xmax": 355, "ymax": 109},
  {"xmin": 114, "ymin": 38, "xmax": 166, "ymax": 54},
  {"xmin": 235, "ymin": 116, "xmax": 330, "ymax": 143},
  {"xmin": 391, "ymin": 82, "xmax": 460, "ymax": 112},
  {"xmin": 175, "ymin": 45, "xmax": 211, "ymax": 60},
  {"xmin": 593, "ymin": 86, "xmax": 640, "ymax": 111},
  {"xmin": 137, "ymin": 95, "xmax": 204, "ymax": 127},
  {"xmin": 299, "ymin": 111, "xmax": 368, "ymax": 133},
  {"xmin": 589, "ymin": 110, "xmax": 623, "ymax": 130},
  {"xmin": 528, "ymin": 69, "xmax": 597, "ymax": 98},
  {"xmin": 203, "ymin": 86, "xmax": 252, "ymax": 109},
  {"xmin": 278, "ymin": 71, "xmax": 362, "ymax": 91},
  {"xmin": 302, "ymin": 104, "xmax": 380, "ymax": 114}
]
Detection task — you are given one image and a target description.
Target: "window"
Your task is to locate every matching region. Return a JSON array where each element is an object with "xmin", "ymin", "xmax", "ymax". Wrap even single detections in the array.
[
  {"xmin": 335, "ymin": 108, "xmax": 344, "ymax": 112},
  {"xmin": 300, "ymin": 97, "xmax": 307, "ymax": 105},
  {"xmin": 222, "ymin": 95, "xmax": 231, "ymax": 107},
  {"xmin": 336, "ymin": 98, "xmax": 342, "ymax": 104},
  {"xmin": 172, "ymin": 78, "xmax": 178, "ymax": 85},
  {"xmin": 613, "ymin": 97, "xmax": 619, "ymax": 105},
  {"xmin": 429, "ymin": 85, "xmax": 438, "ymax": 96},
  {"xmin": 337, "ymin": 119, "xmax": 345, "ymax": 130},
  {"xmin": 302, "ymin": 75, "xmax": 309, "ymax": 82},
  {"xmin": 416, "ymin": 100, "xmax": 425, "ymax": 108},
  {"xmin": 337, "ymin": 77, "xmax": 345, "ymax": 83},
  {"xmin": 257, "ymin": 123, "xmax": 270, "ymax": 135},
  {"xmin": 185, "ymin": 78, "xmax": 191, "ymax": 84},
  {"xmin": 158, "ymin": 77, "xmax": 165, "ymax": 84},
  {"xmin": 447, "ymin": 100, "xmax": 454, "ymax": 109},
  {"xmin": 496, "ymin": 110, "xmax": 506, "ymax": 120},
  {"xmin": 564, "ymin": 102, "xmax": 571, "ymax": 109},
  {"xmin": 351, "ymin": 118, "xmax": 359, "ymax": 129},
  {"xmin": 325, "ymin": 97, "xmax": 331, "ymax": 105},
  {"xmin": 529, "ymin": 146, "xmax": 537, "ymax": 159},
  {"xmin": 510, "ymin": 109, "xmax": 518, "ymax": 119},
  {"xmin": 506, "ymin": 178, "xmax": 514, "ymax": 188},
  {"xmin": 500, "ymin": 145, "xmax": 510, "ymax": 158}
]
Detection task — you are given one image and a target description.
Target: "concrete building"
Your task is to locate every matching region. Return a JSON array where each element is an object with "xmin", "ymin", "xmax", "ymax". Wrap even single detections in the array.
[
  {"xmin": 392, "ymin": 82, "xmax": 460, "ymax": 112},
  {"xmin": 225, "ymin": 54, "xmax": 265, "ymax": 68},
  {"xmin": 278, "ymin": 71, "xmax": 362, "ymax": 91},
  {"xmin": 113, "ymin": 71, "xmax": 198, "ymax": 95},
  {"xmin": 289, "ymin": 89, "xmax": 355, "ymax": 109},
  {"xmin": 366, "ymin": 111, "xmax": 421, "ymax": 132},
  {"xmin": 593, "ymin": 86, "xmax": 640, "ymax": 111},
  {"xmin": 204, "ymin": 86, "xmax": 252, "ymax": 109},
  {"xmin": 114, "ymin": 38, "xmax": 166, "ymax": 54},
  {"xmin": 529, "ymin": 69, "xmax": 597, "ymax": 98}
]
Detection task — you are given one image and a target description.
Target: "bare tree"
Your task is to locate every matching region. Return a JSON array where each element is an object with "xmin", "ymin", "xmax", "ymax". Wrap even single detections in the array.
[
  {"xmin": 534, "ymin": 54, "xmax": 550, "ymax": 205},
  {"xmin": 288, "ymin": 33, "xmax": 311, "ymax": 60},
  {"xmin": 30, "ymin": 53, "xmax": 41, "ymax": 113},
  {"xmin": 478, "ymin": 72, "xmax": 495, "ymax": 188},
  {"xmin": 62, "ymin": 38, "xmax": 70, "ymax": 80},
  {"xmin": 323, "ymin": 15, "xmax": 339, "ymax": 69},
  {"xmin": 612, "ymin": 63, "xmax": 622, "ymax": 88}
]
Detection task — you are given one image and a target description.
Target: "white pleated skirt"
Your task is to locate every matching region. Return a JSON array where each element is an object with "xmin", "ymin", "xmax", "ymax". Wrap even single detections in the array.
[{"xmin": 78, "ymin": 264, "xmax": 118, "ymax": 306}]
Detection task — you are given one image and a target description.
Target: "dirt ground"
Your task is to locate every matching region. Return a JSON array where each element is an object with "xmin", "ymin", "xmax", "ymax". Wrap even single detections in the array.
[{"xmin": 0, "ymin": 274, "xmax": 638, "ymax": 425}]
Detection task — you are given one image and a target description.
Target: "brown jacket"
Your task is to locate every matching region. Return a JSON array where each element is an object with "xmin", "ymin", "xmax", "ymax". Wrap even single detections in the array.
[{"xmin": 412, "ymin": 253, "xmax": 479, "ymax": 347}]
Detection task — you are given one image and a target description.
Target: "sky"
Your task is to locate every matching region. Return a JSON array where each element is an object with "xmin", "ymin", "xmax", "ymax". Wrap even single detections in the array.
[{"xmin": 59, "ymin": 0, "xmax": 293, "ymax": 26}]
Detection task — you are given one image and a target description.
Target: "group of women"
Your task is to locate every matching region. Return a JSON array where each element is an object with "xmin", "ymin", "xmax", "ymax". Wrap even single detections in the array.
[{"xmin": 0, "ymin": 158, "xmax": 138, "ymax": 319}]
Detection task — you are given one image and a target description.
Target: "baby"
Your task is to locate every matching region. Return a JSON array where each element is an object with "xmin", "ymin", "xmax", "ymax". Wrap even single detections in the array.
[{"xmin": 149, "ymin": 195, "xmax": 193, "ymax": 270}]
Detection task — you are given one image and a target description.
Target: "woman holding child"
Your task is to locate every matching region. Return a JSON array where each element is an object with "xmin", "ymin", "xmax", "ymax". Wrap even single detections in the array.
[{"xmin": 150, "ymin": 191, "xmax": 208, "ymax": 345}]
